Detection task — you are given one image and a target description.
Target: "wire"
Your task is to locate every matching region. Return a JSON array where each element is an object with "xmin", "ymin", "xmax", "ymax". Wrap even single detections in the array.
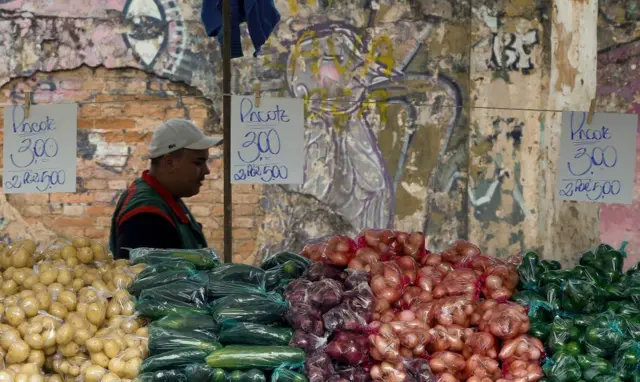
[{"xmin": 0, "ymin": 91, "xmax": 596, "ymax": 114}]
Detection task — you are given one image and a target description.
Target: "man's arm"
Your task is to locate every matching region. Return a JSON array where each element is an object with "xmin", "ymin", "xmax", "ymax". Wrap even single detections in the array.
[{"xmin": 115, "ymin": 213, "xmax": 182, "ymax": 259}]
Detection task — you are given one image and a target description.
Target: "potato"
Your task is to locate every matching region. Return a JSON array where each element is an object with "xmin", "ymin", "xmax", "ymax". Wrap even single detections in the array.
[
  {"xmin": 58, "ymin": 342, "xmax": 79, "ymax": 357},
  {"xmin": 65, "ymin": 257, "xmax": 79, "ymax": 267},
  {"xmin": 28, "ymin": 349, "xmax": 45, "ymax": 367},
  {"xmin": 22, "ymin": 240, "xmax": 37, "ymax": 254},
  {"xmin": 5, "ymin": 306, "xmax": 26, "ymax": 326},
  {"xmin": 83, "ymin": 365, "xmax": 107, "ymax": 382},
  {"xmin": 123, "ymin": 358, "xmax": 141, "ymax": 379},
  {"xmin": 55, "ymin": 324, "xmax": 73, "ymax": 345},
  {"xmin": 19, "ymin": 296, "xmax": 40, "ymax": 317},
  {"xmin": 135, "ymin": 327, "xmax": 148, "ymax": 337},
  {"xmin": 48, "ymin": 302, "xmax": 68, "ymax": 319},
  {"xmin": 2, "ymin": 279, "xmax": 19, "ymax": 295},
  {"xmin": 35, "ymin": 292, "xmax": 51, "ymax": 311},
  {"xmin": 119, "ymin": 348, "xmax": 142, "ymax": 362},
  {"xmin": 47, "ymin": 283, "xmax": 64, "ymax": 300},
  {"xmin": 71, "ymin": 278, "xmax": 84, "ymax": 292},
  {"xmin": 106, "ymin": 300, "xmax": 122, "ymax": 318},
  {"xmin": 120, "ymin": 319, "xmax": 139, "ymax": 334},
  {"xmin": 91, "ymin": 352, "xmax": 110, "ymax": 368},
  {"xmin": 38, "ymin": 270, "xmax": 57, "ymax": 286},
  {"xmin": 77, "ymin": 247, "xmax": 94, "ymax": 264},
  {"xmin": 73, "ymin": 329, "xmax": 91, "ymax": 346},
  {"xmin": 0, "ymin": 371, "xmax": 14, "ymax": 382},
  {"xmin": 24, "ymin": 333, "xmax": 45, "ymax": 350},
  {"xmin": 57, "ymin": 291, "xmax": 77, "ymax": 311},
  {"xmin": 72, "ymin": 237, "xmax": 90, "ymax": 249},
  {"xmin": 86, "ymin": 302, "xmax": 106, "ymax": 327},
  {"xmin": 86, "ymin": 337, "xmax": 103, "ymax": 353},
  {"xmin": 0, "ymin": 326, "xmax": 21, "ymax": 349},
  {"xmin": 107, "ymin": 358, "xmax": 126, "ymax": 377},
  {"xmin": 6, "ymin": 340, "xmax": 30, "ymax": 363},
  {"xmin": 61, "ymin": 245, "xmax": 77, "ymax": 260},
  {"xmin": 11, "ymin": 248, "xmax": 30, "ymax": 268},
  {"xmin": 56, "ymin": 269, "xmax": 72, "ymax": 286},
  {"xmin": 101, "ymin": 373, "xmax": 122, "ymax": 382},
  {"xmin": 103, "ymin": 340, "xmax": 121, "ymax": 359},
  {"xmin": 91, "ymin": 244, "xmax": 107, "ymax": 262},
  {"xmin": 121, "ymin": 301, "xmax": 135, "ymax": 316}
]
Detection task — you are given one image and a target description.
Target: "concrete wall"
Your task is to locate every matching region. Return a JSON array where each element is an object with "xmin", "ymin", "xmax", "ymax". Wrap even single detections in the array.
[{"xmin": 0, "ymin": 0, "xmax": 638, "ymax": 267}]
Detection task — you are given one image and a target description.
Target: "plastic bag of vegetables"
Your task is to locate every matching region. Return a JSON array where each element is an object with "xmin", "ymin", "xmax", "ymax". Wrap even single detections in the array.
[
  {"xmin": 499, "ymin": 335, "xmax": 545, "ymax": 363},
  {"xmin": 219, "ymin": 321, "xmax": 293, "ymax": 346},
  {"xmin": 500, "ymin": 359, "xmax": 544, "ymax": 382},
  {"xmin": 305, "ymin": 351, "xmax": 335, "ymax": 382},
  {"xmin": 184, "ymin": 364, "xmax": 216, "ymax": 380},
  {"xmin": 576, "ymin": 354, "xmax": 613, "ymax": 381},
  {"xmin": 516, "ymin": 250, "xmax": 543, "ymax": 291},
  {"xmin": 579, "ymin": 243, "xmax": 625, "ymax": 283},
  {"xmin": 136, "ymin": 260, "xmax": 196, "ymax": 280},
  {"xmin": 304, "ymin": 262, "xmax": 346, "ymax": 282},
  {"xmin": 140, "ymin": 349, "xmax": 209, "ymax": 373},
  {"xmin": 149, "ymin": 313, "xmax": 220, "ymax": 335},
  {"xmin": 561, "ymin": 277, "xmax": 605, "ymax": 314},
  {"xmin": 221, "ymin": 369, "xmax": 267, "ymax": 382},
  {"xmin": 134, "ymin": 369, "xmax": 188, "ymax": 382},
  {"xmin": 129, "ymin": 269, "xmax": 206, "ymax": 297},
  {"xmin": 262, "ymin": 251, "xmax": 312, "ymax": 272},
  {"xmin": 129, "ymin": 247, "xmax": 220, "ymax": 269},
  {"xmin": 265, "ymin": 260, "xmax": 306, "ymax": 291},
  {"xmin": 205, "ymin": 280, "xmax": 266, "ymax": 300},
  {"xmin": 210, "ymin": 293, "xmax": 289, "ymax": 324},
  {"xmin": 548, "ymin": 317, "xmax": 580, "ymax": 354},
  {"xmin": 271, "ymin": 368, "xmax": 308, "ymax": 382},
  {"xmin": 324, "ymin": 331, "xmax": 369, "ymax": 366},
  {"xmin": 136, "ymin": 280, "xmax": 209, "ymax": 319},
  {"xmin": 205, "ymin": 263, "xmax": 267, "ymax": 288},
  {"xmin": 542, "ymin": 352, "xmax": 582, "ymax": 382},
  {"xmin": 322, "ymin": 281, "xmax": 375, "ymax": 332},
  {"xmin": 583, "ymin": 311, "xmax": 626, "ymax": 357},
  {"xmin": 205, "ymin": 345, "xmax": 305, "ymax": 370},
  {"xmin": 148, "ymin": 326, "xmax": 223, "ymax": 355},
  {"xmin": 612, "ymin": 340, "xmax": 640, "ymax": 380},
  {"xmin": 289, "ymin": 330, "xmax": 328, "ymax": 353}
]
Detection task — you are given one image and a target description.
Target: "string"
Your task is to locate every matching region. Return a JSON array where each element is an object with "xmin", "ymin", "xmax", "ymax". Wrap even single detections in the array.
[{"xmin": 0, "ymin": 92, "xmax": 602, "ymax": 114}]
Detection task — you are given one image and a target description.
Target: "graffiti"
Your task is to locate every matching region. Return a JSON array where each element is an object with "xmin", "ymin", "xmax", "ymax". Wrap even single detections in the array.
[
  {"xmin": 488, "ymin": 30, "xmax": 539, "ymax": 74},
  {"xmin": 469, "ymin": 116, "xmax": 530, "ymax": 222},
  {"xmin": 256, "ymin": 19, "xmax": 464, "ymax": 259},
  {"xmin": 122, "ymin": 0, "xmax": 186, "ymax": 76}
]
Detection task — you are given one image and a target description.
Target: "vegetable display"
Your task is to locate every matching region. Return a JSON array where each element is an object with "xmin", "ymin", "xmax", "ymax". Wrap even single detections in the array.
[
  {"xmin": 515, "ymin": 242, "xmax": 640, "ymax": 382},
  {"xmin": 0, "ymin": 237, "xmax": 148, "ymax": 381},
  {"xmin": 132, "ymin": 250, "xmax": 310, "ymax": 381},
  {"xmin": 296, "ymin": 229, "xmax": 545, "ymax": 382}
]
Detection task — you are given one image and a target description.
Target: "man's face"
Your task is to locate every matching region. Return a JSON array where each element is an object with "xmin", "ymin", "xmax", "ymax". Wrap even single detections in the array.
[{"xmin": 166, "ymin": 149, "xmax": 210, "ymax": 197}]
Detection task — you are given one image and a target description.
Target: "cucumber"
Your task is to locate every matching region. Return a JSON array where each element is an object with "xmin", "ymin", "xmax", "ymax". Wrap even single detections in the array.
[
  {"xmin": 137, "ymin": 260, "xmax": 196, "ymax": 280},
  {"xmin": 209, "ymin": 293, "xmax": 288, "ymax": 324},
  {"xmin": 150, "ymin": 313, "xmax": 219, "ymax": 335},
  {"xmin": 130, "ymin": 248, "xmax": 221, "ymax": 269},
  {"xmin": 205, "ymin": 346, "xmax": 305, "ymax": 370},
  {"xmin": 219, "ymin": 322, "xmax": 292, "ymax": 346},
  {"xmin": 140, "ymin": 349, "xmax": 209, "ymax": 373},
  {"xmin": 149, "ymin": 327, "xmax": 222, "ymax": 355}
]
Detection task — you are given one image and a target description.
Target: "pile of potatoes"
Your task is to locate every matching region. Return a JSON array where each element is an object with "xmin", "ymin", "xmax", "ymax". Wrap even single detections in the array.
[{"xmin": 0, "ymin": 238, "xmax": 147, "ymax": 382}]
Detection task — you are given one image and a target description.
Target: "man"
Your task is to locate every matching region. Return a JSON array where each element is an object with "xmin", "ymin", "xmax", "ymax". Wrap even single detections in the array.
[{"xmin": 109, "ymin": 119, "xmax": 222, "ymax": 259}]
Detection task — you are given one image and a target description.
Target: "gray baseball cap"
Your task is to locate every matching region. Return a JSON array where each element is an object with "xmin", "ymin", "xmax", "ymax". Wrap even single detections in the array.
[{"xmin": 144, "ymin": 119, "xmax": 222, "ymax": 160}]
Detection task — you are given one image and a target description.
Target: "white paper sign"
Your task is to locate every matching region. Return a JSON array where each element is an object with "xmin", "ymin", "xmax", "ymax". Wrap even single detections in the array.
[
  {"xmin": 557, "ymin": 111, "xmax": 638, "ymax": 204},
  {"xmin": 3, "ymin": 103, "xmax": 78, "ymax": 194},
  {"xmin": 230, "ymin": 95, "xmax": 304, "ymax": 184}
]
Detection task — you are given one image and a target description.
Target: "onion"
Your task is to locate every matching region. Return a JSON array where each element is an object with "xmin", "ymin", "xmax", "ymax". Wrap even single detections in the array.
[{"xmin": 397, "ymin": 310, "xmax": 416, "ymax": 322}]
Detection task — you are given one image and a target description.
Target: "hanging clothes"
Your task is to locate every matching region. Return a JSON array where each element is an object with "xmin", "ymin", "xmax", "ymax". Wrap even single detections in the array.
[{"xmin": 201, "ymin": 0, "xmax": 281, "ymax": 59}]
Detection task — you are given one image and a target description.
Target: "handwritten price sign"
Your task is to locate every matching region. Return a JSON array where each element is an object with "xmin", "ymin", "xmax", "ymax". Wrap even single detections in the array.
[
  {"xmin": 557, "ymin": 111, "xmax": 638, "ymax": 204},
  {"xmin": 230, "ymin": 95, "xmax": 304, "ymax": 184},
  {"xmin": 3, "ymin": 103, "xmax": 78, "ymax": 194}
]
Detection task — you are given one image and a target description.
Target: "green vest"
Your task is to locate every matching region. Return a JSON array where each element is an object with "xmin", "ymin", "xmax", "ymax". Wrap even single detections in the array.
[{"xmin": 109, "ymin": 175, "xmax": 208, "ymax": 255}]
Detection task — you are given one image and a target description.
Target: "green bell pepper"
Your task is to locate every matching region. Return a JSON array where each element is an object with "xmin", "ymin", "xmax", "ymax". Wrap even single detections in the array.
[
  {"xmin": 513, "ymin": 290, "xmax": 553, "ymax": 321},
  {"xmin": 529, "ymin": 317, "xmax": 552, "ymax": 341},
  {"xmin": 561, "ymin": 279, "xmax": 605, "ymax": 314},
  {"xmin": 517, "ymin": 251, "xmax": 544, "ymax": 290},
  {"xmin": 543, "ymin": 283, "xmax": 562, "ymax": 312},
  {"xmin": 583, "ymin": 311, "xmax": 626, "ymax": 357},
  {"xmin": 549, "ymin": 317, "xmax": 580, "ymax": 354},
  {"xmin": 612, "ymin": 340, "xmax": 640, "ymax": 380},
  {"xmin": 541, "ymin": 259, "xmax": 562, "ymax": 271},
  {"xmin": 543, "ymin": 353, "xmax": 582, "ymax": 382},
  {"xmin": 576, "ymin": 354, "xmax": 613, "ymax": 381},
  {"xmin": 541, "ymin": 270, "xmax": 573, "ymax": 286}
]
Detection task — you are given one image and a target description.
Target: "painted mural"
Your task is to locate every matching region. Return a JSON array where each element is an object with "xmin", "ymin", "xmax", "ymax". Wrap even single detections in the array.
[{"xmin": 0, "ymin": 0, "xmax": 638, "ymax": 266}]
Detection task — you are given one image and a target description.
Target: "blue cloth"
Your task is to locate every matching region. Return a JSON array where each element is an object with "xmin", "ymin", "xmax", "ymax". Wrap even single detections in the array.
[{"xmin": 201, "ymin": 0, "xmax": 280, "ymax": 59}]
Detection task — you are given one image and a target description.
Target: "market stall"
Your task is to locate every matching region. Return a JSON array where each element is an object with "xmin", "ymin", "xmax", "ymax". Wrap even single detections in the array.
[{"xmin": 2, "ymin": 230, "xmax": 639, "ymax": 381}]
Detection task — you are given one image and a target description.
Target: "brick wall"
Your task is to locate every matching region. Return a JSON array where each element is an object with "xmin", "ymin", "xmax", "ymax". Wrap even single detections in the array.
[{"xmin": 0, "ymin": 67, "xmax": 263, "ymax": 263}]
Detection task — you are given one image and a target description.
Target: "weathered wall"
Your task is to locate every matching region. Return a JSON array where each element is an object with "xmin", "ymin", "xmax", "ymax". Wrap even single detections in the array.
[{"xmin": 0, "ymin": 0, "xmax": 637, "ymax": 266}]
